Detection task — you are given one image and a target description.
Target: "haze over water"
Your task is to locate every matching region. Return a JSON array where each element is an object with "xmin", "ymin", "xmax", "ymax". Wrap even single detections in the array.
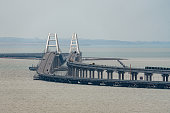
[
  {"xmin": 0, "ymin": 45, "xmax": 170, "ymax": 113},
  {"xmin": 0, "ymin": 0, "xmax": 170, "ymax": 112}
]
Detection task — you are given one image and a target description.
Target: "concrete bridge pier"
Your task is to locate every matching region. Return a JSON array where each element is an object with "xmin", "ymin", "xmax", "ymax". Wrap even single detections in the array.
[
  {"xmin": 131, "ymin": 72, "xmax": 138, "ymax": 80},
  {"xmin": 82, "ymin": 69, "xmax": 85, "ymax": 78},
  {"xmin": 106, "ymin": 70, "xmax": 113, "ymax": 79},
  {"xmin": 68, "ymin": 66, "xmax": 71, "ymax": 76},
  {"xmin": 145, "ymin": 74, "xmax": 148, "ymax": 81},
  {"xmin": 98, "ymin": 71, "xmax": 100, "ymax": 79},
  {"xmin": 162, "ymin": 74, "xmax": 169, "ymax": 82},
  {"xmin": 76, "ymin": 68, "xmax": 79, "ymax": 77},
  {"xmin": 72, "ymin": 67, "xmax": 76, "ymax": 77},
  {"xmin": 92, "ymin": 70, "xmax": 95, "ymax": 78},
  {"xmin": 166, "ymin": 75, "xmax": 169, "ymax": 82},
  {"xmin": 89, "ymin": 69, "xmax": 95, "ymax": 78},
  {"xmin": 111, "ymin": 72, "xmax": 113, "ymax": 79},
  {"xmin": 101, "ymin": 71, "xmax": 103, "ymax": 79},
  {"xmin": 107, "ymin": 71, "xmax": 109, "ymax": 79},
  {"xmin": 80, "ymin": 68, "xmax": 82, "ymax": 78},
  {"xmin": 85, "ymin": 69, "xmax": 88, "ymax": 78},
  {"xmin": 89, "ymin": 70, "xmax": 92, "ymax": 78},
  {"xmin": 122, "ymin": 72, "xmax": 124, "ymax": 80},
  {"xmin": 145, "ymin": 73, "xmax": 153, "ymax": 81},
  {"xmin": 118, "ymin": 71, "xmax": 125, "ymax": 80},
  {"xmin": 97, "ymin": 70, "xmax": 104, "ymax": 79}
]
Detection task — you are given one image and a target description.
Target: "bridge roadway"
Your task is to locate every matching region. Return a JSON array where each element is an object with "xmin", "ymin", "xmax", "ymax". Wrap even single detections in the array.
[
  {"xmin": 37, "ymin": 52, "xmax": 57, "ymax": 74},
  {"xmin": 67, "ymin": 62, "xmax": 170, "ymax": 82}
]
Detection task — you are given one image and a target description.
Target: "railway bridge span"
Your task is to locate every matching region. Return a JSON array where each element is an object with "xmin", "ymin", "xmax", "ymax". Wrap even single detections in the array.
[{"xmin": 31, "ymin": 33, "xmax": 170, "ymax": 89}]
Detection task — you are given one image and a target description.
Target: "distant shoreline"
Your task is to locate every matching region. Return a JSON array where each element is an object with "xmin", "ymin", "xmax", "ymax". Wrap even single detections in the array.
[{"xmin": 0, "ymin": 37, "xmax": 170, "ymax": 48}]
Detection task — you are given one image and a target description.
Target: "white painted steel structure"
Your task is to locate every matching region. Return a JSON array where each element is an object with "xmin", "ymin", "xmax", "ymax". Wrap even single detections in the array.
[
  {"xmin": 45, "ymin": 33, "xmax": 61, "ymax": 53},
  {"xmin": 69, "ymin": 33, "xmax": 80, "ymax": 54}
]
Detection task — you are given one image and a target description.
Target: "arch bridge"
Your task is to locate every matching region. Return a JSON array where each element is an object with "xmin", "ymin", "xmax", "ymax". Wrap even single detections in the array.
[{"xmin": 32, "ymin": 33, "xmax": 170, "ymax": 89}]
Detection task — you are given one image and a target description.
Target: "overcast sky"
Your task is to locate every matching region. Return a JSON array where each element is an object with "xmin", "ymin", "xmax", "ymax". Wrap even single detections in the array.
[{"xmin": 0, "ymin": 0, "xmax": 169, "ymax": 41}]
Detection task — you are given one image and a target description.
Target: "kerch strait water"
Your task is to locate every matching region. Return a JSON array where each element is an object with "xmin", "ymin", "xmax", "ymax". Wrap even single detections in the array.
[{"xmin": 0, "ymin": 46, "xmax": 170, "ymax": 113}]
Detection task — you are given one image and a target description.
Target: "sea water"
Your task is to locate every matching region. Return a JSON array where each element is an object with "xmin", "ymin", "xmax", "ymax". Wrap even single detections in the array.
[{"xmin": 0, "ymin": 46, "xmax": 170, "ymax": 113}]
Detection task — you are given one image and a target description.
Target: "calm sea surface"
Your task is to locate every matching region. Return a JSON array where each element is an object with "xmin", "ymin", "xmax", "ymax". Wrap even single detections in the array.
[{"xmin": 0, "ymin": 47, "xmax": 170, "ymax": 113}]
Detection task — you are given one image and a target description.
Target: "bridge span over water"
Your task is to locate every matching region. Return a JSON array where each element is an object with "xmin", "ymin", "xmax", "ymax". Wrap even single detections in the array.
[{"xmin": 30, "ymin": 33, "xmax": 170, "ymax": 89}]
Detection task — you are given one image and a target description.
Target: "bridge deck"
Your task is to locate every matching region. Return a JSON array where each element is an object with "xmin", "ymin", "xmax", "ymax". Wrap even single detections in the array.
[
  {"xmin": 37, "ymin": 74, "xmax": 170, "ymax": 89},
  {"xmin": 68, "ymin": 62, "xmax": 170, "ymax": 74},
  {"xmin": 37, "ymin": 52, "xmax": 56, "ymax": 74}
]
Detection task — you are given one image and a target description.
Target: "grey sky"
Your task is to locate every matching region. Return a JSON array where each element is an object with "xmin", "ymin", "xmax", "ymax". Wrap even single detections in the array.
[{"xmin": 0, "ymin": 0, "xmax": 169, "ymax": 41}]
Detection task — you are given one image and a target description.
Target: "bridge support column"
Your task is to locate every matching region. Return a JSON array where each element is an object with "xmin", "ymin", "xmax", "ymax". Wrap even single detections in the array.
[
  {"xmin": 118, "ymin": 71, "xmax": 124, "ymax": 80},
  {"xmin": 145, "ymin": 73, "xmax": 148, "ymax": 81},
  {"xmin": 135, "ymin": 73, "xmax": 138, "ymax": 80},
  {"xmin": 97, "ymin": 70, "xmax": 103, "ymax": 79},
  {"xmin": 107, "ymin": 71, "xmax": 109, "ymax": 79},
  {"xmin": 82, "ymin": 69, "xmax": 85, "ymax": 78},
  {"xmin": 118, "ymin": 72, "xmax": 121, "ymax": 80},
  {"xmin": 111, "ymin": 72, "xmax": 113, "ymax": 79},
  {"xmin": 131, "ymin": 72, "xmax": 138, "ymax": 80},
  {"xmin": 92, "ymin": 70, "xmax": 95, "ymax": 78},
  {"xmin": 162, "ymin": 74, "xmax": 169, "ymax": 82},
  {"xmin": 71, "ymin": 67, "xmax": 73, "ymax": 76},
  {"xmin": 80, "ymin": 69, "xmax": 82, "ymax": 78},
  {"xmin": 166, "ymin": 75, "xmax": 169, "ymax": 82},
  {"xmin": 131, "ymin": 73, "xmax": 134, "ymax": 80},
  {"xmin": 89, "ymin": 70, "xmax": 92, "ymax": 78},
  {"xmin": 106, "ymin": 71, "xmax": 113, "ymax": 79},
  {"xmin": 70, "ymin": 67, "xmax": 72, "ymax": 76},
  {"xmin": 122, "ymin": 72, "xmax": 124, "ymax": 80},
  {"xmin": 85, "ymin": 69, "xmax": 88, "ymax": 78},
  {"xmin": 162, "ymin": 75, "xmax": 165, "ymax": 82},
  {"xmin": 149, "ymin": 74, "xmax": 152, "ymax": 81},
  {"xmin": 72, "ymin": 67, "xmax": 75, "ymax": 77},
  {"xmin": 145, "ymin": 73, "xmax": 153, "ymax": 81},
  {"xmin": 101, "ymin": 71, "xmax": 103, "ymax": 79},
  {"xmin": 68, "ymin": 66, "xmax": 71, "ymax": 76},
  {"xmin": 97, "ymin": 71, "xmax": 100, "ymax": 79},
  {"xmin": 76, "ymin": 68, "xmax": 79, "ymax": 77}
]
